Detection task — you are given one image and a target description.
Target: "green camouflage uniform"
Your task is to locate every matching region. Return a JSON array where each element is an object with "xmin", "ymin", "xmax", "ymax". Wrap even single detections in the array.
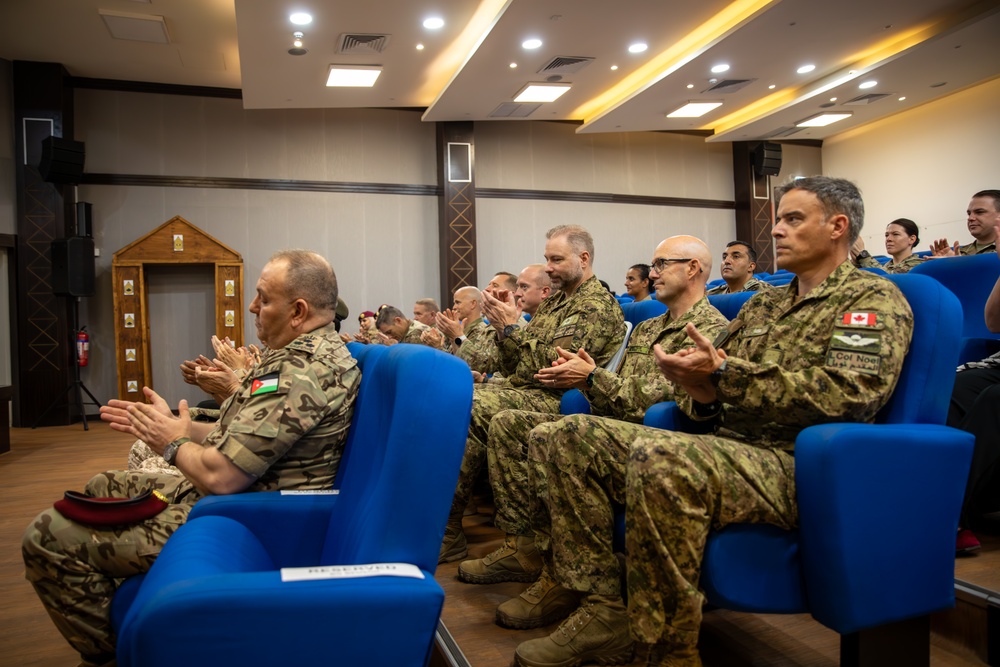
[
  {"xmin": 456, "ymin": 318, "xmax": 499, "ymax": 374},
  {"xmin": 447, "ymin": 275, "xmax": 626, "ymax": 528},
  {"xmin": 705, "ymin": 276, "xmax": 770, "ymax": 295},
  {"xmin": 536, "ymin": 262, "xmax": 912, "ymax": 653},
  {"xmin": 856, "ymin": 253, "xmax": 927, "ymax": 274},
  {"xmin": 401, "ymin": 319, "xmax": 440, "ymax": 347},
  {"xmin": 22, "ymin": 323, "xmax": 360, "ymax": 662},
  {"xmin": 487, "ymin": 298, "xmax": 729, "ymax": 538},
  {"xmin": 959, "ymin": 240, "xmax": 996, "ymax": 255}
]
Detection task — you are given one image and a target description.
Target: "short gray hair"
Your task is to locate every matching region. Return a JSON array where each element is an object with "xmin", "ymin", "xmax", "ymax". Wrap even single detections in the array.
[
  {"xmin": 546, "ymin": 225, "xmax": 595, "ymax": 261},
  {"xmin": 269, "ymin": 250, "xmax": 336, "ymax": 315},
  {"xmin": 375, "ymin": 305, "xmax": 405, "ymax": 328},
  {"xmin": 775, "ymin": 176, "xmax": 864, "ymax": 244}
]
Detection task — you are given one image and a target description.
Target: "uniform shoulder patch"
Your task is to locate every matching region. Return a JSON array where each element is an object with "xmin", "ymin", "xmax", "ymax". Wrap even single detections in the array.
[
  {"xmin": 840, "ymin": 311, "xmax": 880, "ymax": 328},
  {"xmin": 250, "ymin": 372, "xmax": 280, "ymax": 396}
]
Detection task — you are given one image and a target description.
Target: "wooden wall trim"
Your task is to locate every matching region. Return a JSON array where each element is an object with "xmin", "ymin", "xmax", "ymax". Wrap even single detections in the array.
[
  {"xmin": 67, "ymin": 77, "xmax": 242, "ymax": 100},
  {"xmin": 476, "ymin": 187, "xmax": 735, "ymax": 210}
]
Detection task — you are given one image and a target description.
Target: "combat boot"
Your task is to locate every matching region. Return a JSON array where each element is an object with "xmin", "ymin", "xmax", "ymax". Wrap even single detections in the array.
[
  {"xmin": 438, "ymin": 523, "xmax": 468, "ymax": 564},
  {"xmin": 644, "ymin": 643, "xmax": 703, "ymax": 667},
  {"xmin": 496, "ymin": 566, "xmax": 581, "ymax": 629},
  {"xmin": 458, "ymin": 534, "xmax": 542, "ymax": 584},
  {"xmin": 514, "ymin": 594, "xmax": 634, "ymax": 667}
]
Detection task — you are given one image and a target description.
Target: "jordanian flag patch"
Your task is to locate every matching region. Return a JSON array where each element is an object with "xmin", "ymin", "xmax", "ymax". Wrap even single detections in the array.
[{"xmin": 250, "ymin": 373, "xmax": 280, "ymax": 396}]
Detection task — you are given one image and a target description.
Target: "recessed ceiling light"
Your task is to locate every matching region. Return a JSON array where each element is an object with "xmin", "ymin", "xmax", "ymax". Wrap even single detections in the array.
[
  {"xmin": 510, "ymin": 62, "xmax": 517, "ymax": 68},
  {"xmin": 686, "ymin": 83, "xmax": 694, "ymax": 89},
  {"xmin": 898, "ymin": 96, "xmax": 906, "ymax": 101},
  {"xmin": 829, "ymin": 97, "xmax": 837, "ymax": 102},
  {"xmin": 710, "ymin": 63, "xmax": 730, "ymax": 74},
  {"xmin": 326, "ymin": 65, "xmax": 382, "ymax": 87},
  {"xmin": 610, "ymin": 65, "xmax": 618, "ymax": 71},
  {"xmin": 522, "ymin": 38, "xmax": 542, "ymax": 49},
  {"xmin": 768, "ymin": 84, "xmax": 776, "ymax": 89},
  {"xmin": 423, "ymin": 17, "xmax": 444, "ymax": 29},
  {"xmin": 289, "ymin": 12, "xmax": 312, "ymax": 25},
  {"xmin": 859, "ymin": 80, "xmax": 877, "ymax": 89},
  {"xmin": 416, "ymin": 43, "xmax": 424, "ymax": 50},
  {"xmin": 513, "ymin": 83, "xmax": 571, "ymax": 103},
  {"xmin": 797, "ymin": 64, "xmax": 815, "ymax": 74},
  {"xmin": 628, "ymin": 42, "xmax": 647, "ymax": 53},
  {"xmin": 796, "ymin": 111, "xmax": 853, "ymax": 127},
  {"xmin": 666, "ymin": 101, "xmax": 723, "ymax": 118}
]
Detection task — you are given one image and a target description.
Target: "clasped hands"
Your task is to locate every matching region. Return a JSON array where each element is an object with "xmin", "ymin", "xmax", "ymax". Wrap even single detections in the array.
[
  {"xmin": 652, "ymin": 322, "xmax": 727, "ymax": 405},
  {"xmin": 481, "ymin": 289, "xmax": 520, "ymax": 335},
  {"xmin": 100, "ymin": 387, "xmax": 191, "ymax": 456}
]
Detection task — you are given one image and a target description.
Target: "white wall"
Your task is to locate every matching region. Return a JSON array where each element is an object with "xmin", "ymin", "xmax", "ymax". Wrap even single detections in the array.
[{"xmin": 824, "ymin": 77, "xmax": 1000, "ymax": 254}]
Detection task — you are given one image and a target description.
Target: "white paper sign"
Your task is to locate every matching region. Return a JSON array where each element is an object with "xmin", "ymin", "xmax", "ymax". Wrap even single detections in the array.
[
  {"xmin": 279, "ymin": 489, "xmax": 339, "ymax": 496},
  {"xmin": 280, "ymin": 562, "xmax": 424, "ymax": 582}
]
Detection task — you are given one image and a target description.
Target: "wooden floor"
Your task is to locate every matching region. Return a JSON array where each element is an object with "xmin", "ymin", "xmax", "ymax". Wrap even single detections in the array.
[{"xmin": 0, "ymin": 424, "xmax": 992, "ymax": 666}]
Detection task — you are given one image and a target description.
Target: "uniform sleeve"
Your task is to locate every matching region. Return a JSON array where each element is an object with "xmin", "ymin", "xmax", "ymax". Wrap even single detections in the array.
[
  {"xmin": 711, "ymin": 292, "xmax": 913, "ymax": 426},
  {"xmin": 855, "ymin": 254, "xmax": 883, "ymax": 270},
  {"xmin": 203, "ymin": 360, "xmax": 333, "ymax": 478}
]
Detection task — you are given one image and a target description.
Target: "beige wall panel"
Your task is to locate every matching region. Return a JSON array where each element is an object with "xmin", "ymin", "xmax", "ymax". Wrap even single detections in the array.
[
  {"xmin": 285, "ymin": 108, "xmax": 328, "ymax": 182},
  {"xmin": 244, "ymin": 108, "xmax": 292, "ymax": 180},
  {"xmin": 203, "ymin": 97, "xmax": 249, "ymax": 177},
  {"xmin": 321, "ymin": 108, "xmax": 437, "ymax": 185},
  {"xmin": 161, "ymin": 95, "xmax": 207, "ymax": 177},
  {"xmin": 772, "ymin": 144, "xmax": 823, "ymax": 183},
  {"xmin": 824, "ymin": 77, "xmax": 1000, "ymax": 254},
  {"xmin": 115, "ymin": 92, "xmax": 166, "ymax": 175},
  {"xmin": 475, "ymin": 122, "xmax": 536, "ymax": 189},
  {"xmin": 76, "ymin": 89, "xmax": 120, "ymax": 172}
]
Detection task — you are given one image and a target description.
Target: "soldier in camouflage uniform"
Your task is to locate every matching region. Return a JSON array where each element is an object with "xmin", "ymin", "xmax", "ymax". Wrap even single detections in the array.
[
  {"xmin": 512, "ymin": 177, "xmax": 914, "ymax": 667},
  {"xmin": 374, "ymin": 304, "xmax": 440, "ymax": 347},
  {"xmin": 930, "ymin": 189, "xmax": 1000, "ymax": 257},
  {"xmin": 22, "ymin": 250, "xmax": 361, "ymax": 667},
  {"xmin": 705, "ymin": 240, "xmax": 770, "ymax": 295},
  {"xmin": 427, "ymin": 285, "xmax": 501, "ymax": 375},
  {"xmin": 439, "ymin": 225, "xmax": 627, "ymax": 563},
  {"xmin": 852, "ymin": 218, "xmax": 928, "ymax": 274},
  {"xmin": 458, "ymin": 237, "xmax": 729, "ymax": 621}
]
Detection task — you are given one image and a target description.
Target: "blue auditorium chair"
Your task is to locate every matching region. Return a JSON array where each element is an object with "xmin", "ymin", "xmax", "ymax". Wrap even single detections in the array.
[
  {"xmin": 910, "ymin": 253, "xmax": 1000, "ymax": 363},
  {"xmin": 706, "ymin": 290, "xmax": 754, "ymax": 320},
  {"xmin": 112, "ymin": 344, "xmax": 473, "ymax": 667},
  {"xmin": 620, "ymin": 298, "xmax": 667, "ymax": 326},
  {"xmin": 640, "ymin": 273, "xmax": 975, "ymax": 665}
]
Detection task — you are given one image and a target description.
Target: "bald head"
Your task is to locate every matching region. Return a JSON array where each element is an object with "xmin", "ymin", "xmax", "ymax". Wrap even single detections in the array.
[
  {"xmin": 650, "ymin": 236, "xmax": 713, "ymax": 312},
  {"xmin": 515, "ymin": 264, "xmax": 553, "ymax": 315}
]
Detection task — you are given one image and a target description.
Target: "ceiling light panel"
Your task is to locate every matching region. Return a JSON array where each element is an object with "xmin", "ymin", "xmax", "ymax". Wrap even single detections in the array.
[
  {"xmin": 666, "ymin": 101, "xmax": 723, "ymax": 117},
  {"xmin": 513, "ymin": 83, "xmax": 571, "ymax": 103},
  {"xmin": 326, "ymin": 65, "xmax": 382, "ymax": 87},
  {"xmin": 796, "ymin": 111, "xmax": 852, "ymax": 127}
]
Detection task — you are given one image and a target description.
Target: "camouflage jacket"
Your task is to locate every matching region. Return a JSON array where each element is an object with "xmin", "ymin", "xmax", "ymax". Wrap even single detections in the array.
[
  {"xmin": 681, "ymin": 261, "xmax": 913, "ymax": 451},
  {"xmin": 402, "ymin": 319, "xmax": 440, "ymax": 347},
  {"xmin": 586, "ymin": 297, "xmax": 729, "ymax": 423},
  {"xmin": 204, "ymin": 322, "xmax": 361, "ymax": 491},
  {"xmin": 706, "ymin": 277, "xmax": 770, "ymax": 295},
  {"xmin": 959, "ymin": 240, "xmax": 996, "ymax": 255},
  {"xmin": 498, "ymin": 275, "xmax": 626, "ymax": 389},
  {"xmin": 857, "ymin": 253, "xmax": 927, "ymax": 274},
  {"xmin": 457, "ymin": 318, "xmax": 499, "ymax": 374}
]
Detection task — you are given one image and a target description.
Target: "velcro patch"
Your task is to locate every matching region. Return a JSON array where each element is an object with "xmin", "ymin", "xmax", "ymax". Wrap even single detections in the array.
[
  {"xmin": 560, "ymin": 314, "xmax": 580, "ymax": 327},
  {"xmin": 552, "ymin": 325, "xmax": 578, "ymax": 339},
  {"xmin": 250, "ymin": 372, "xmax": 280, "ymax": 396},
  {"xmin": 628, "ymin": 345, "xmax": 651, "ymax": 355},
  {"xmin": 826, "ymin": 349, "xmax": 881, "ymax": 375},
  {"xmin": 829, "ymin": 328, "xmax": 882, "ymax": 354},
  {"xmin": 840, "ymin": 311, "xmax": 882, "ymax": 329},
  {"xmin": 762, "ymin": 349, "xmax": 784, "ymax": 365}
]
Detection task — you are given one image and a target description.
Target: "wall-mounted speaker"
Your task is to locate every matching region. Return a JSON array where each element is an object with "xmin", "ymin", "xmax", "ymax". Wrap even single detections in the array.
[
  {"xmin": 76, "ymin": 202, "xmax": 93, "ymax": 238},
  {"xmin": 753, "ymin": 141, "xmax": 782, "ymax": 177},
  {"xmin": 51, "ymin": 237, "xmax": 96, "ymax": 297},
  {"xmin": 39, "ymin": 136, "xmax": 85, "ymax": 184}
]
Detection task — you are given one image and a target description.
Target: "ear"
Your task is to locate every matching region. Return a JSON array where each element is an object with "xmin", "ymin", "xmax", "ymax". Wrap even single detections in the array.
[
  {"xmin": 579, "ymin": 250, "xmax": 592, "ymax": 268},
  {"xmin": 290, "ymin": 298, "xmax": 309, "ymax": 326},
  {"xmin": 828, "ymin": 213, "xmax": 850, "ymax": 241}
]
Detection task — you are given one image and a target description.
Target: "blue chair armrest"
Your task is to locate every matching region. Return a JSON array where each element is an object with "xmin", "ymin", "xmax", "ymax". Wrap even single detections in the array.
[
  {"xmin": 642, "ymin": 401, "xmax": 713, "ymax": 434},
  {"xmin": 560, "ymin": 389, "xmax": 592, "ymax": 415},
  {"xmin": 188, "ymin": 492, "xmax": 339, "ymax": 566},
  {"xmin": 794, "ymin": 423, "xmax": 974, "ymax": 634}
]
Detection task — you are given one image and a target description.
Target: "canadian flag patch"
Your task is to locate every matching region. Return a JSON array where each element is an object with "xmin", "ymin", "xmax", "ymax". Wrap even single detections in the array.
[{"xmin": 842, "ymin": 312, "xmax": 877, "ymax": 326}]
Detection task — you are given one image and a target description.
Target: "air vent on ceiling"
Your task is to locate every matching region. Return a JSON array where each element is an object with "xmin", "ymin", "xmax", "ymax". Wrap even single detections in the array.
[
  {"xmin": 537, "ymin": 56, "xmax": 595, "ymax": 75},
  {"xmin": 337, "ymin": 33, "xmax": 391, "ymax": 55},
  {"xmin": 842, "ymin": 93, "xmax": 892, "ymax": 106},
  {"xmin": 701, "ymin": 78, "xmax": 756, "ymax": 94},
  {"xmin": 767, "ymin": 126, "xmax": 805, "ymax": 138},
  {"xmin": 489, "ymin": 103, "xmax": 541, "ymax": 118}
]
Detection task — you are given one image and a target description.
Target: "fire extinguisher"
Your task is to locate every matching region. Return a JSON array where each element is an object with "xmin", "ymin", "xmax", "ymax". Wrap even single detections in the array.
[{"xmin": 76, "ymin": 327, "xmax": 90, "ymax": 367}]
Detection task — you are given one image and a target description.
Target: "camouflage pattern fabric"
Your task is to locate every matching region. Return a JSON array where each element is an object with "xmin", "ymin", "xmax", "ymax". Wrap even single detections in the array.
[
  {"xmin": 485, "ymin": 298, "xmax": 727, "ymax": 538},
  {"xmin": 959, "ymin": 240, "xmax": 996, "ymax": 255},
  {"xmin": 402, "ymin": 319, "xmax": 440, "ymax": 347},
  {"xmin": 705, "ymin": 277, "xmax": 770, "ymax": 295},
  {"xmin": 447, "ymin": 276, "xmax": 625, "ymax": 526},
  {"xmin": 22, "ymin": 322, "xmax": 360, "ymax": 661},
  {"xmin": 457, "ymin": 318, "xmax": 500, "ymax": 374},
  {"xmin": 857, "ymin": 253, "xmax": 927, "ymax": 274}
]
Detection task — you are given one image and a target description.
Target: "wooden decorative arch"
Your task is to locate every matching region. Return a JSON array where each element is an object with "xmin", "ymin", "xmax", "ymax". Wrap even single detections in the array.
[{"xmin": 112, "ymin": 216, "xmax": 244, "ymax": 400}]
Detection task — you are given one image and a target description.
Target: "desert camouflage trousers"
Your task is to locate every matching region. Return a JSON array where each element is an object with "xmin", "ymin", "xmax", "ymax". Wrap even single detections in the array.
[
  {"xmin": 22, "ymin": 470, "xmax": 201, "ymax": 660},
  {"xmin": 447, "ymin": 384, "xmax": 561, "ymax": 528},
  {"xmin": 626, "ymin": 430, "xmax": 796, "ymax": 650}
]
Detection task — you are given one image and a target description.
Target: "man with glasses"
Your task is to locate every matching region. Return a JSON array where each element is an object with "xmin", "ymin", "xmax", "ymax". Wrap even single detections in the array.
[
  {"xmin": 456, "ymin": 237, "xmax": 728, "ymax": 625},
  {"xmin": 511, "ymin": 177, "xmax": 913, "ymax": 667},
  {"xmin": 706, "ymin": 240, "xmax": 770, "ymax": 295},
  {"xmin": 439, "ymin": 225, "xmax": 626, "ymax": 564}
]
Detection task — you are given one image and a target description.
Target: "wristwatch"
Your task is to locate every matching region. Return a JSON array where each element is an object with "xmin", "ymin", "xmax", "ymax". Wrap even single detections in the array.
[
  {"xmin": 710, "ymin": 358, "xmax": 728, "ymax": 387},
  {"xmin": 585, "ymin": 369, "xmax": 596, "ymax": 389},
  {"xmin": 502, "ymin": 323, "xmax": 520, "ymax": 338},
  {"xmin": 454, "ymin": 335, "xmax": 466, "ymax": 346},
  {"xmin": 162, "ymin": 436, "xmax": 191, "ymax": 466}
]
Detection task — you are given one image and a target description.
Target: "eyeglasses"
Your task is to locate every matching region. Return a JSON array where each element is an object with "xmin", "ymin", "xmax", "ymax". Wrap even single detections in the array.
[{"xmin": 650, "ymin": 258, "xmax": 693, "ymax": 272}]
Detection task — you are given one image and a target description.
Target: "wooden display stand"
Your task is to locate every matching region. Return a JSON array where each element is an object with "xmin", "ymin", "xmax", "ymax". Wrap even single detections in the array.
[{"xmin": 111, "ymin": 216, "xmax": 243, "ymax": 401}]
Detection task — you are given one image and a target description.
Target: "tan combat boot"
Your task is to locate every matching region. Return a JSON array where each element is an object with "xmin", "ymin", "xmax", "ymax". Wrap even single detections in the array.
[
  {"xmin": 458, "ymin": 534, "xmax": 542, "ymax": 584},
  {"xmin": 496, "ymin": 567, "xmax": 581, "ymax": 629},
  {"xmin": 514, "ymin": 594, "xmax": 634, "ymax": 667},
  {"xmin": 438, "ymin": 523, "xmax": 468, "ymax": 564}
]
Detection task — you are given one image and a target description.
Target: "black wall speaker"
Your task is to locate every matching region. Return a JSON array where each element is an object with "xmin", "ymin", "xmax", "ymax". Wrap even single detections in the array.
[
  {"xmin": 753, "ymin": 141, "xmax": 782, "ymax": 177},
  {"xmin": 39, "ymin": 136, "xmax": 85, "ymax": 184},
  {"xmin": 76, "ymin": 202, "xmax": 93, "ymax": 238},
  {"xmin": 51, "ymin": 237, "xmax": 96, "ymax": 297}
]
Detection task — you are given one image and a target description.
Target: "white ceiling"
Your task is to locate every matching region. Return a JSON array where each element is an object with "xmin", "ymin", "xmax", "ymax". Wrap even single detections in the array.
[{"xmin": 1, "ymin": 0, "xmax": 998, "ymax": 142}]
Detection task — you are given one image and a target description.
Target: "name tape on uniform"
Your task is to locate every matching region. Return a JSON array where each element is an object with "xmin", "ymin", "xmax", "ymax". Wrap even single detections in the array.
[
  {"xmin": 280, "ymin": 562, "xmax": 425, "ymax": 582},
  {"xmin": 279, "ymin": 489, "xmax": 340, "ymax": 495}
]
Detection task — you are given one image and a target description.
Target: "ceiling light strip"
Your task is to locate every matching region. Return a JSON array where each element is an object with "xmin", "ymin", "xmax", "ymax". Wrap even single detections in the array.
[{"xmin": 573, "ymin": 0, "xmax": 777, "ymax": 131}]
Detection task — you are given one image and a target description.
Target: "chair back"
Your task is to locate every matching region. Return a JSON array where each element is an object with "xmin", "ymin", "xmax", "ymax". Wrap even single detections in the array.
[
  {"xmin": 321, "ymin": 345, "xmax": 472, "ymax": 572},
  {"xmin": 706, "ymin": 291, "xmax": 755, "ymax": 321},
  {"xmin": 559, "ymin": 321, "xmax": 634, "ymax": 415},
  {"xmin": 621, "ymin": 299, "xmax": 666, "ymax": 326},
  {"xmin": 875, "ymin": 273, "xmax": 962, "ymax": 425},
  {"xmin": 334, "ymin": 343, "xmax": 389, "ymax": 488}
]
